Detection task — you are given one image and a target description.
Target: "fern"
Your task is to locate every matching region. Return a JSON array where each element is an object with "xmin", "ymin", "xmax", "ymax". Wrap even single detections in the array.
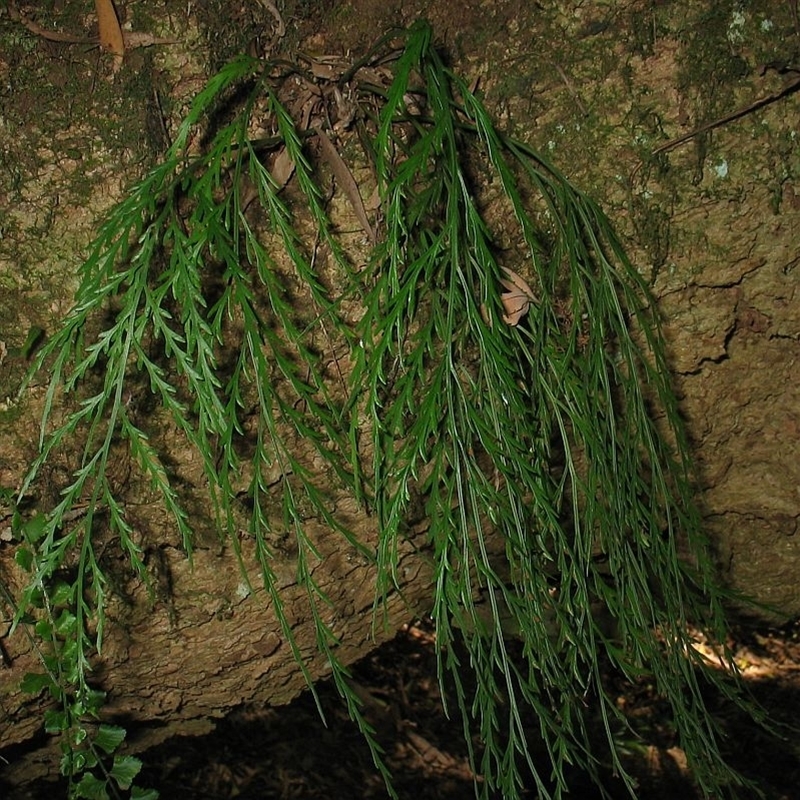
[{"xmin": 8, "ymin": 20, "xmax": 760, "ymax": 799}]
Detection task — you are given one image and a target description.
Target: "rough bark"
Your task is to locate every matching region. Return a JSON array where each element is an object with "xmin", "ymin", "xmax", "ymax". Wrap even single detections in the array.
[{"xmin": 0, "ymin": 509, "xmax": 435, "ymax": 784}]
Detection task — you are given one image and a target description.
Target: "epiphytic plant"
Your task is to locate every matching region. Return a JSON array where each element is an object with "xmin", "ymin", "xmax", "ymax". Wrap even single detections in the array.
[{"xmin": 8, "ymin": 20, "xmax": 761, "ymax": 800}]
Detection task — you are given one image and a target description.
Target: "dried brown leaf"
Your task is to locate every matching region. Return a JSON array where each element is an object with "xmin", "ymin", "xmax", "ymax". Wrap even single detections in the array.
[
  {"xmin": 95, "ymin": 0, "xmax": 125, "ymax": 57},
  {"xmin": 314, "ymin": 126, "xmax": 376, "ymax": 243},
  {"xmin": 500, "ymin": 267, "xmax": 537, "ymax": 326},
  {"xmin": 271, "ymin": 148, "xmax": 295, "ymax": 190}
]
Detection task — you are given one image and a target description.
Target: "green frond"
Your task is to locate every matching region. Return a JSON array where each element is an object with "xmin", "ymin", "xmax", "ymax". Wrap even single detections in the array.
[{"xmin": 10, "ymin": 20, "xmax": 764, "ymax": 800}]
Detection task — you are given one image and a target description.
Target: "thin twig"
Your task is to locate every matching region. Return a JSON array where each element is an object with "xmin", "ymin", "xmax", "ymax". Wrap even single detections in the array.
[
  {"xmin": 651, "ymin": 69, "xmax": 800, "ymax": 157},
  {"xmin": 255, "ymin": 0, "xmax": 286, "ymax": 38},
  {"xmin": 555, "ymin": 64, "xmax": 588, "ymax": 117},
  {"xmin": 8, "ymin": 1, "xmax": 96, "ymax": 44},
  {"xmin": 8, "ymin": 1, "xmax": 178, "ymax": 50}
]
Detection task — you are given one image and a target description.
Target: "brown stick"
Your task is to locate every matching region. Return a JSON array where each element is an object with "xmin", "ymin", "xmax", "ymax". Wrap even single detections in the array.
[
  {"xmin": 8, "ymin": 2, "xmax": 97, "ymax": 44},
  {"xmin": 7, "ymin": 1, "xmax": 178, "ymax": 51},
  {"xmin": 652, "ymin": 69, "xmax": 800, "ymax": 157}
]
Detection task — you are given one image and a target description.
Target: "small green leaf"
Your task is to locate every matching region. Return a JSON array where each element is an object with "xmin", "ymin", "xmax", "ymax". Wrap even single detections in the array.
[
  {"xmin": 54, "ymin": 608, "xmax": 77, "ymax": 636},
  {"xmin": 20, "ymin": 325, "xmax": 46, "ymax": 360},
  {"xmin": 10, "ymin": 507, "xmax": 22, "ymax": 535},
  {"xmin": 110, "ymin": 754, "xmax": 143, "ymax": 789},
  {"xmin": 59, "ymin": 750, "xmax": 74, "ymax": 776},
  {"xmin": 41, "ymin": 652, "xmax": 59, "ymax": 675},
  {"xmin": 44, "ymin": 708, "xmax": 68, "ymax": 733},
  {"xmin": 21, "ymin": 512, "xmax": 47, "ymax": 543},
  {"xmin": 20, "ymin": 671, "xmax": 54, "ymax": 695},
  {"xmin": 131, "ymin": 786, "xmax": 160, "ymax": 800},
  {"xmin": 80, "ymin": 688, "xmax": 107, "ymax": 716},
  {"xmin": 94, "ymin": 724, "xmax": 126, "ymax": 755},
  {"xmin": 72, "ymin": 726, "xmax": 88, "ymax": 746},
  {"xmin": 27, "ymin": 587, "xmax": 44, "ymax": 608},
  {"xmin": 34, "ymin": 619, "xmax": 53, "ymax": 639},
  {"xmin": 71, "ymin": 697, "xmax": 87, "ymax": 718},
  {"xmin": 14, "ymin": 547, "xmax": 33, "ymax": 572},
  {"xmin": 51, "ymin": 580, "xmax": 76, "ymax": 606},
  {"xmin": 74, "ymin": 772, "xmax": 109, "ymax": 800}
]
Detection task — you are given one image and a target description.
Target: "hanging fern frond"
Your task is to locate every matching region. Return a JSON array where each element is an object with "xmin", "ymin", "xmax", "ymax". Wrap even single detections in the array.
[{"xmin": 10, "ymin": 20, "xmax": 763, "ymax": 800}]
